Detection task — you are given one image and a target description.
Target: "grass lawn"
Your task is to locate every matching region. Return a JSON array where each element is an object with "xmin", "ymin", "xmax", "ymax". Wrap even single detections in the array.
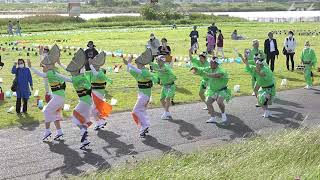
[
  {"xmin": 86, "ymin": 128, "xmax": 320, "ymax": 179},
  {"xmin": 0, "ymin": 22, "xmax": 319, "ymax": 128}
]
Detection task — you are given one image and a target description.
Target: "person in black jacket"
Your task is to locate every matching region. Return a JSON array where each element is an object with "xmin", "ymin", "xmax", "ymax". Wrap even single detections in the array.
[
  {"xmin": 84, "ymin": 41, "xmax": 99, "ymax": 71},
  {"xmin": 264, "ymin": 32, "xmax": 279, "ymax": 72}
]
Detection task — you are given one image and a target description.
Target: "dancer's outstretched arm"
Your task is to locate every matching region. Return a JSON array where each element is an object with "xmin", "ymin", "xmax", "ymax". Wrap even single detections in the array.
[
  {"xmin": 89, "ymin": 64, "xmax": 99, "ymax": 76},
  {"xmin": 27, "ymin": 59, "xmax": 47, "ymax": 78},
  {"xmin": 56, "ymin": 73, "xmax": 72, "ymax": 83}
]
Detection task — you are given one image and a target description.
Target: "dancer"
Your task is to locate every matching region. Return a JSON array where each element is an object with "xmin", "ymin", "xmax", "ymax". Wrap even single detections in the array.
[
  {"xmin": 240, "ymin": 52, "xmax": 276, "ymax": 118},
  {"xmin": 189, "ymin": 49, "xmax": 210, "ymax": 110},
  {"xmin": 192, "ymin": 57, "xmax": 231, "ymax": 124},
  {"xmin": 27, "ymin": 45, "xmax": 65, "ymax": 141},
  {"xmin": 123, "ymin": 51, "xmax": 155, "ymax": 137},
  {"xmin": 56, "ymin": 49, "xmax": 92, "ymax": 149},
  {"xmin": 300, "ymin": 41, "xmax": 317, "ymax": 89},
  {"xmin": 151, "ymin": 55, "xmax": 177, "ymax": 120},
  {"xmin": 247, "ymin": 39, "xmax": 266, "ymax": 98},
  {"xmin": 89, "ymin": 52, "xmax": 113, "ymax": 130}
]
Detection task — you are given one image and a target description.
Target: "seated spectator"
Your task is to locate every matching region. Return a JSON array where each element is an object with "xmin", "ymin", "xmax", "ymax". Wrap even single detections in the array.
[{"xmin": 231, "ymin": 30, "xmax": 245, "ymax": 40}]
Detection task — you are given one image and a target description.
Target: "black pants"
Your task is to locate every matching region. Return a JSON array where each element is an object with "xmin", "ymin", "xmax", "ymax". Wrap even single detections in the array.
[
  {"xmin": 16, "ymin": 97, "xmax": 28, "ymax": 113},
  {"xmin": 286, "ymin": 53, "xmax": 295, "ymax": 71},
  {"xmin": 266, "ymin": 52, "xmax": 277, "ymax": 72}
]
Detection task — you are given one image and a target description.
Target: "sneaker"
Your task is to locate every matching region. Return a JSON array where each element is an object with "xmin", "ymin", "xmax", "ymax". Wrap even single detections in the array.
[
  {"xmin": 166, "ymin": 112, "xmax": 172, "ymax": 119},
  {"xmin": 304, "ymin": 85, "xmax": 311, "ymax": 89},
  {"xmin": 42, "ymin": 130, "xmax": 52, "ymax": 141},
  {"xmin": 255, "ymin": 104, "xmax": 261, "ymax": 107},
  {"xmin": 139, "ymin": 127, "xmax": 149, "ymax": 138},
  {"xmin": 252, "ymin": 92, "xmax": 256, "ymax": 96},
  {"xmin": 80, "ymin": 139, "xmax": 90, "ymax": 150},
  {"xmin": 206, "ymin": 117, "xmax": 217, "ymax": 123},
  {"xmin": 202, "ymin": 107, "xmax": 208, "ymax": 110},
  {"xmin": 262, "ymin": 110, "xmax": 272, "ymax": 118},
  {"xmin": 221, "ymin": 114, "xmax": 227, "ymax": 123},
  {"xmin": 54, "ymin": 132, "xmax": 64, "ymax": 140},
  {"xmin": 161, "ymin": 112, "xmax": 170, "ymax": 120}
]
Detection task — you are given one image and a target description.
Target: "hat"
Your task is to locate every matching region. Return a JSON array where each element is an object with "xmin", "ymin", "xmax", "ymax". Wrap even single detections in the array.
[
  {"xmin": 135, "ymin": 48, "xmax": 152, "ymax": 65},
  {"xmin": 41, "ymin": 44, "xmax": 60, "ymax": 65},
  {"xmin": 66, "ymin": 48, "xmax": 86, "ymax": 73},
  {"xmin": 252, "ymin": 39, "xmax": 259, "ymax": 45},
  {"xmin": 87, "ymin": 41, "xmax": 96, "ymax": 47},
  {"xmin": 199, "ymin": 51, "xmax": 208, "ymax": 58},
  {"xmin": 89, "ymin": 51, "xmax": 106, "ymax": 67}
]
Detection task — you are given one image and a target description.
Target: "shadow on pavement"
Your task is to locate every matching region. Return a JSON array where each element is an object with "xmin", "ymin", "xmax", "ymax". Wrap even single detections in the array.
[
  {"xmin": 44, "ymin": 140, "xmax": 110, "ymax": 179},
  {"xmin": 97, "ymin": 130, "xmax": 138, "ymax": 157},
  {"xmin": 268, "ymin": 107, "xmax": 303, "ymax": 129},
  {"xmin": 142, "ymin": 135, "xmax": 181, "ymax": 155},
  {"xmin": 176, "ymin": 86, "xmax": 193, "ymax": 95},
  {"xmin": 216, "ymin": 114, "xmax": 256, "ymax": 141},
  {"xmin": 16, "ymin": 113, "xmax": 40, "ymax": 131},
  {"xmin": 168, "ymin": 119, "xmax": 202, "ymax": 140},
  {"xmin": 274, "ymin": 98, "xmax": 304, "ymax": 109}
]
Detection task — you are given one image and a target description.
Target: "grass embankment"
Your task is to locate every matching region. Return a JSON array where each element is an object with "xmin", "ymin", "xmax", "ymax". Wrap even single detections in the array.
[
  {"xmin": 1, "ymin": 2, "xmax": 319, "ymax": 13},
  {"xmin": 0, "ymin": 14, "xmax": 245, "ymax": 34},
  {"xmin": 86, "ymin": 128, "xmax": 320, "ymax": 179},
  {"xmin": 0, "ymin": 22, "xmax": 319, "ymax": 129}
]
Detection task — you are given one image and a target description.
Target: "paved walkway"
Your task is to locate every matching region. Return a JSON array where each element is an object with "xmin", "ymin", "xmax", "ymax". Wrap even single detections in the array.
[{"xmin": 1, "ymin": 87, "xmax": 320, "ymax": 179}]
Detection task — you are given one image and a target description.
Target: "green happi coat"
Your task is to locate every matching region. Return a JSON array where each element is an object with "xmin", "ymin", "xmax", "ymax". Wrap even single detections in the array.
[
  {"xmin": 47, "ymin": 68, "xmax": 66, "ymax": 97},
  {"xmin": 90, "ymin": 69, "xmax": 113, "ymax": 95},
  {"xmin": 247, "ymin": 48, "xmax": 266, "ymax": 89},
  {"xmin": 150, "ymin": 62, "xmax": 177, "ymax": 99},
  {"xmin": 71, "ymin": 74, "xmax": 92, "ymax": 105},
  {"xmin": 246, "ymin": 65, "xmax": 276, "ymax": 105},
  {"xmin": 191, "ymin": 56, "xmax": 210, "ymax": 91},
  {"xmin": 196, "ymin": 66, "xmax": 232, "ymax": 102},
  {"xmin": 301, "ymin": 48, "xmax": 317, "ymax": 86},
  {"xmin": 129, "ymin": 68, "xmax": 156, "ymax": 97}
]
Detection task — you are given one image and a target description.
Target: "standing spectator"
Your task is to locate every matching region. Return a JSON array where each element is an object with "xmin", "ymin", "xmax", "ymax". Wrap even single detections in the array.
[
  {"xmin": 11, "ymin": 59, "xmax": 33, "ymax": 114},
  {"xmin": 283, "ymin": 31, "xmax": 297, "ymax": 71},
  {"xmin": 189, "ymin": 26, "xmax": 199, "ymax": 54},
  {"xmin": 8, "ymin": 21, "xmax": 13, "ymax": 36},
  {"xmin": 300, "ymin": 41, "xmax": 317, "ymax": 89},
  {"xmin": 216, "ymin": 29, "xmax": 225, "ymax": 59},
  {"xmin": 158, "ymin": 38, "xmax": 171, "ymax": 56},
  {"xmin": 16, "ymin": 20, "xmax": 21, "ymax": 36},
  {"xmin": 147, "ymin": 33, "xmax": 160, "ymax": 58},
  {"xmin": 209, "ymin": 22, "xmax": 218, "ymax": 41},
  {"xmin": 206, "ymin": 28, "xmax": 215, "ymax": 55},
  {"xmin": 264, "ymin": 32, "xmax": 279, "ymax": 72},
  {"xmin": 84, "ymin": 41, "xmax": 98, "ymax": 71}
]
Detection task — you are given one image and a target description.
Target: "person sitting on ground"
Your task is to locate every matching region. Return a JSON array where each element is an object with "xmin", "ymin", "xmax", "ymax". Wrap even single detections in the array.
[{"xmin": 231, "ymin": 30, "xmax": 245, "ymax": 40}]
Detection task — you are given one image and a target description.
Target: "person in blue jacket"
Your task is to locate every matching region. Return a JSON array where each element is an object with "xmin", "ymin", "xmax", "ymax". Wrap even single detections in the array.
[{"xmin": 12, "ymin": 59, "xmax": 33, "ymax": 114}]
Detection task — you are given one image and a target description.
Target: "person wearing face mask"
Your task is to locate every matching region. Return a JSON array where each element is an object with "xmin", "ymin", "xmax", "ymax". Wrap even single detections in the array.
[
  {"xmin": 84, "ymin": 41, "xmax": 99, "ymax": 71},
  {"xmin": 283, "ymin": 31, "xmax": 297, "ymax": 71},
  {"xmin": 189, "ymin": 49, "xmax": 210, "ymax": 110},
  {"xmin": 11, "ymin": 59, "xmax": 33, "ymax": 114},
  {"xmin": 239, "ymin": 52, "xmax": 275, "ymax": 118},
  {"xmin": 300, "ymin": 41, "xmax": 317, "ymax": 89},
  {"xmin": 191, "ymin": 56, "xmax": 231, "ymax": 124},
  {"xmin": 56, "ymin": 49, "xmax": 93, "ymax": 149}
]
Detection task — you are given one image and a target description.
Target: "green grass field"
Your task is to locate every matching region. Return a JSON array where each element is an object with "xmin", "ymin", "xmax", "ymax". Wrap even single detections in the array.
[
  {"xmin": 86, "ymin": 128, "xmax": 320, "ymax": 179},
  {"xmin": 0, "ymin": 22, "xmax": 319, "ymax": 129}
]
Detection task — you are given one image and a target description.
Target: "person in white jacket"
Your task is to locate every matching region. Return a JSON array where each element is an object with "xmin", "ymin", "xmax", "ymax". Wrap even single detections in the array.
[{"xmin": 284, "ymin": 31, "xmax": 297, "ymax": 71}]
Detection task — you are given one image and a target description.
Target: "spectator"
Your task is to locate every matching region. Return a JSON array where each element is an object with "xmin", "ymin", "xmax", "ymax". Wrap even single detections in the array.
[
  {"xmin": 209, "ymin": 22, "xmax": 218, "ymax": 41},
  {"xmin": 283, "ymin": 31, "xmax": 296, "ymax": 71},
  {"xmin": 11, "ymin": 59, "xmax": 33, "ymax": 114},
  {"xmin": 231, "ymin": 29, "xmax": 245, "ymax": 40},
  {"xmin": 16, "ymin": 20, "xmax": 21, "ymax": 36},
  {"xmin": 84, "ymin": 41, "xmax": 98, "ymax": 71},
  {"xmin": 189, "ymin": 26, "xmax": 199, "ymax": 54},
  {"xmin": 147, "ymin": 33, "xmax": 160, "ymax": 58},
  {"xmin": 8, "ymin": 21, "xmax": 13, "ymax": 36},
  {"xmin": 158, "ymin": 38, "xmax": 171, "ymax": 56},
  {"xmin": 206, "ymin": 27, "xmax": 215, "ymax": 55},
  {"xmin": 216, "ymin": 29, "xmax": 225, "ymax": 59},
  {"xmin": 264, "ymin": 32, "xmax": 279, "ymax": 72}
]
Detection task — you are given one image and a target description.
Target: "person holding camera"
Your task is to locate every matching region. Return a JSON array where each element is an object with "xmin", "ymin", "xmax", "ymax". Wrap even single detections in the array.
[{"xmin": 11, "ymin": 59, "xmax": 33, "ymax": 114}]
